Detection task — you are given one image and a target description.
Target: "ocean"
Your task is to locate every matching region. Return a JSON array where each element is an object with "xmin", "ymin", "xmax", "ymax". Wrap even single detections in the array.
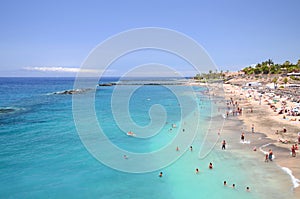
[{"xmin": 0, "ymin": 77, "xmax": 294, "ymax": 198}]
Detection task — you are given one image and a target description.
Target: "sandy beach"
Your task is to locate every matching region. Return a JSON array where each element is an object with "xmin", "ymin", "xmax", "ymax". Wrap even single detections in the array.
[{"xmin": 222, "ymin": 82, "xmax": 300, "ymax": 197}]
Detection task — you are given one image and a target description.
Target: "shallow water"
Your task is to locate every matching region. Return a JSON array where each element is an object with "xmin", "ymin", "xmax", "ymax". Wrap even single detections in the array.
[{"xmin": 0, "ymin": 77, "xmax": 294, "ymax": 198}]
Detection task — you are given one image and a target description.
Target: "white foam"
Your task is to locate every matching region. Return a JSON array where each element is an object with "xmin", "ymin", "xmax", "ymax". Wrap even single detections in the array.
[
  {"xmin": 259, "ymin": 143, "xmax": 270, "ymax": 154},
  {"xmin": 240, "ymin": 140, "xmax": 251, "ymax": 144},
  {"xmin": 259, "ymin": 143, "xmax": 275, "ymax": 159},
  {"xmin": 281, "ymin": 167, "xmax": 300, "ymax": 188}
]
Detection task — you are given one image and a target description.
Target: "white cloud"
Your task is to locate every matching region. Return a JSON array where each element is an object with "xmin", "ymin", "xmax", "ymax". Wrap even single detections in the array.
[{"xmin": 23, "ymin": 66, "xmax": 100, "ymax": 73}]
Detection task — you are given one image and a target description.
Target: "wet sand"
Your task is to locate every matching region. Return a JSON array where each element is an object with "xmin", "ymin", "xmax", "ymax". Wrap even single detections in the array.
[{"xmin": 223, "ymin": 83, "xmax": 300, "ymax": 197}]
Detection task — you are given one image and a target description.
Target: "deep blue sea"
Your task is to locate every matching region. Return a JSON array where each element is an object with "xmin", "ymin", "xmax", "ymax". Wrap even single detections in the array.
[{"xmin": 0, "ymin": 77, "xmax": 294, "ymax": 199}]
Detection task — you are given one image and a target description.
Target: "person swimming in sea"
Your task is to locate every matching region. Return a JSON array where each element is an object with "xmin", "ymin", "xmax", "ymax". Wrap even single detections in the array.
[
  {"xmin": 190, "ymin": 146, "xmax": 193, "ymax": 151},
  {"xmin": 196, "ymin": 168, "xmax": 199, "ymax": 174},
  {"xmin": 159, "ymin": 172, "xmax": 163, "ymax": 177},
  {"xmin": 209, "ymin": 162, "xmax": 213, "ymax": 169},
  {"xmin": 224, "ymin": 181, "xmax": 227, "ymax": 186},
  {"xmin": 232, "ymin": 184, "xmax": 235, "ymax": 188},
  {"xmin": 246, "ymin": 187, "xmax": 250, "ymax": 191}
]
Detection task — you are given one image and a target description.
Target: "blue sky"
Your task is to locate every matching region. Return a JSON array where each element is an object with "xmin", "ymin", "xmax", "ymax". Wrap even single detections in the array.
[{"xmin": 0, "ymin": 0, "xmax": 299, "ymax": 77}]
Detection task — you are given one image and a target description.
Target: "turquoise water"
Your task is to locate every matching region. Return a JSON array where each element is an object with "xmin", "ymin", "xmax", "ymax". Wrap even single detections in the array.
[{"xmin": 0, "ymin": 77, "xmax": 293, "ymax": 198}]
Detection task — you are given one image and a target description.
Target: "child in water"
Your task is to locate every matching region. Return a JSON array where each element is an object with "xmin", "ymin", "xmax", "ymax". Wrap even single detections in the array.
[{"xmin": 265, "ymin": 154, "xmax": 268, "ymax": 162}]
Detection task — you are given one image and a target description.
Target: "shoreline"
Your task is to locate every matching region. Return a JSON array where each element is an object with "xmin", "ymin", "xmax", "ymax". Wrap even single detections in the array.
[{"xmin": 222, "ymin": 83, "xmax": 300, "ymax": 197}]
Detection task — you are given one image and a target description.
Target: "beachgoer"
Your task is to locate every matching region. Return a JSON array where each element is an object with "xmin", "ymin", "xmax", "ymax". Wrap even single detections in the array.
[
  {"xmin": 224, "ymin": 181, "xmax": 227, "ymax": 186},
  {"xmin": 268, "ymin": 149, "xmax": 273, "ymax": 161},
  {"xmin": 246, "ymin": 187, "xmax": 250, "ymax": 191},
  {"xmin": 222, "ymin": 140, "xmax": 226, "ymax": 150},
  {"xmin": 283, "ymin": 127, "xmax": 287, "ymax": 133},
  {"xmin": 253, "ymin": 146, "xmax": 257, "ymax": 151},
  {"xmin": 265, "ymin": 154, "xmax": 268, "ymax": 162},
  {"xmin": 190, "ymin": 146, "xmax": 193, "ymax": 151},
  {"xmin": 124, "ymin": 155, "xmax": 128, "ymax": 159},
  {"xmin": 251, "ymin": 124, "xmax": 254, "ymax": 133},
  {"xmin": 176, "ymin": 146, "xmax": 179, "ymax": 151},
  {"xmin": 232, "ymin": 184, "xmax": 235, "ymax": 188},
  {"xmin": 196, "ymin": 168, "xmax": 199, "ymax": 174},
  {"xmin": 291, "ymin": 145, "xmax": 296, "ymax": 157},
  {"xmin": 241, "ymin": 133, "xmax": 245, "ymax": 142},
  {"xmin": 295, "ymin": 144, "xmax": 298, "ymax": 150},
  {"xmin": 159, "ymin": 172, "xmax": 163, "ymax": 177},
  {"xmin": 209, "ymin": 162, "xmax": 213, "ymax": 169}
]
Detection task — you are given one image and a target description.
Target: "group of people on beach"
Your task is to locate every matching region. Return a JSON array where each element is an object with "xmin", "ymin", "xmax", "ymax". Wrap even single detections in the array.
[
  {"xmin": 265, "ymin": 149, "xmax": 273, "ymax": 162},
  {"xmin": 225, "ymin": 97, "xmax": 243, "ymax": 118}
]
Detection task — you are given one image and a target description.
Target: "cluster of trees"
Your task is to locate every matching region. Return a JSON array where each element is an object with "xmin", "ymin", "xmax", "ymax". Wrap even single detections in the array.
[
  {"xmin": 242, "ymin": 59, "xmax": 300, "ymax": 75},
  {"xmin": 194, "ymin": 70, "xmax": 226, "ymax": 80}
]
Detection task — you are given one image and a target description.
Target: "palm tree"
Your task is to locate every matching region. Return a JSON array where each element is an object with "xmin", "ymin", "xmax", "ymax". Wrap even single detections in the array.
[{"xmin": 267, "ymin": 59, "xmax": 274, "ymax": 66}]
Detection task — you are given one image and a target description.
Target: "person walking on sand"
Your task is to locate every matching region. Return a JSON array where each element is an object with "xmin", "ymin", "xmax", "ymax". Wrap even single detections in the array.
[
  {"xmin": 251, "ymin": 124, "xmax": 255, "ymax": 133},
  {"xmin": 222, "ymin": 140, "xmax": 226, "ymax": 150}
]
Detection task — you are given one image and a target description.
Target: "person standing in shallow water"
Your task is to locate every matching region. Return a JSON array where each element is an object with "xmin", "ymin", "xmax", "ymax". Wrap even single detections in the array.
[
  {"xmin": 268, "ymin": 149, "xmax": 273, "ymax": 161},
  {"xmin": 265, "ymin": 154, "xmax": 268, "ymax": 162},
  {"xmin": 222, "ymin": 140, "xmax": 226, "ymax": 150},
  {"xmin": 241, "ymin": 133, "xmax": 245, "ymax": 142}
]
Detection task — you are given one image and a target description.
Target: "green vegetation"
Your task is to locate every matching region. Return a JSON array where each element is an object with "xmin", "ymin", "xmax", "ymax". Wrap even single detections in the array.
[
  {"xmin": 283, "ymin": 77, "xmax": 288, "ymax": 85},
  {"xmin": 242, "ymin": 59, "xmax": 300, "ymax": 75},
  {"xmin": 290, "ymin": 76, "xmax": 300, "ymax": 81},
  {"xmin": 194, "ymin": 70, "xmax": 225, "ymax": 81}
]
